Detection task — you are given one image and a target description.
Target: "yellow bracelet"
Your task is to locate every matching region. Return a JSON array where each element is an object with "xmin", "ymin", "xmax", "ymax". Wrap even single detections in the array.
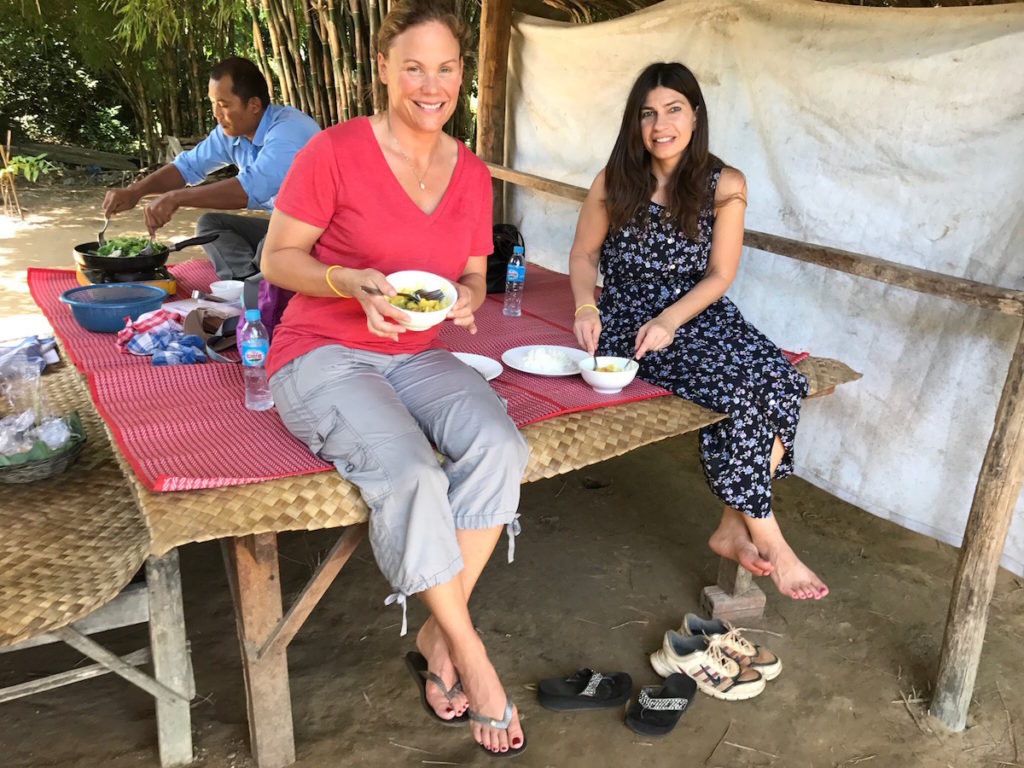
[
  {"xmin": 574, "ymin": 303, "xmax": 599, "ymax": 317},
  {"xmin": 325, "ymin": 265, "xmax": 351, "ymax": 299}
]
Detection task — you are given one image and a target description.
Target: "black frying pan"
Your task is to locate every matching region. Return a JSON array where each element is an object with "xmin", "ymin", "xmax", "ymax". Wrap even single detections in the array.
[{"xmin": 73, "ymin": 233, "xmax": 219, "ymax": 274}]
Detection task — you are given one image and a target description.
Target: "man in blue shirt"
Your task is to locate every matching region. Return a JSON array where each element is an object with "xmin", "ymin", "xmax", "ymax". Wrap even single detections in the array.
[{"xmin": 102, "ymin": 57, "xmax": 319, "ymax": 279}]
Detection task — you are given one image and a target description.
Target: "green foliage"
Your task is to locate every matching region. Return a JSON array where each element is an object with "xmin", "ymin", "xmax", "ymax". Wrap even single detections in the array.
[{"xmin": 2, "ymin": 154, "xmax": 58, "ymax": 183}]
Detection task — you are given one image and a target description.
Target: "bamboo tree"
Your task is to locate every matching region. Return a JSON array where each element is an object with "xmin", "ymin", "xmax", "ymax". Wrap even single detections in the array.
[
  {"xmin": 275, "ymin": 0, "xmax": 312, "ymax": 114},
  {"xmin": 346, "ymin": 0, "xmax": 368, "ymax": 115},
  {"xmin": 260, "ymin": 0, "xmax": 297, "ymax": 106},
  {"xmin": 368, "ymin": 0, "xmax": 382, "ymax": 112},
  {"xmin": 302, "ymin": 0, "xmax": 326, "ymax": 125},
  {"xmin": 313, "ymin": 3, "xmax": 339, "ymax": 123}
]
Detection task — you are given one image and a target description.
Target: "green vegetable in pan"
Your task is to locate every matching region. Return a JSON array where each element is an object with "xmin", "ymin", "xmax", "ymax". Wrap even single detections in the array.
[{"xmin": 94, "ymin": 236, "xmax": 168, "ymax": 258}]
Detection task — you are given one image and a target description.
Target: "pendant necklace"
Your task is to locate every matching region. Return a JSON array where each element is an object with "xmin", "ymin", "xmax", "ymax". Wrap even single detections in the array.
[{"xmin": 387, "ymin": 114, "xmax": 437, "ymax": 191}]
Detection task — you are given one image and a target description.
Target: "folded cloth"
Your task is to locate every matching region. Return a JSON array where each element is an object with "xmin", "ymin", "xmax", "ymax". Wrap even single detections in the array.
[
  {"xmin": 783, "ymin": 349, "xmax": 809, "ymax": 366},
  {"xmin": 116, "ymin": 309, "xmax": 185, "ymax": 353},
  {"xmin": 0, "ymin": 336, "xmax": 59, "ymax": 374},
  {"xmin": 152, "ymin": 335, "xmax": 206, "ymax": 366}
]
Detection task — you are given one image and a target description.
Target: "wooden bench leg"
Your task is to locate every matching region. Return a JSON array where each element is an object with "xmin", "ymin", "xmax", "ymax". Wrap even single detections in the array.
[
  {"xmin": 223, "ymin": 534, "xmax": 295, "ymax": 768},
  {"xmin": 700, "ymin": 556, "xmax": 766, "ymax": 623},
  {"xmin": 146, "ymin": 549, "xmax": 195, "ymax": 767}
]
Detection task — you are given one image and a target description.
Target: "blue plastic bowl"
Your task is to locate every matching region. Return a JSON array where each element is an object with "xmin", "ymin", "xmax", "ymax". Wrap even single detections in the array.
[{"xmin": 59, "ymin": 284, "xmax": 168, "ymax": 333}]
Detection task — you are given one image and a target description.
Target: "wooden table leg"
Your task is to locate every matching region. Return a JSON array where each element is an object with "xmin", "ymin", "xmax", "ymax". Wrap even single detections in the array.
[
  {"xmin": 223, "ymin": 534, "xmax": 295, "ymax": 768},
  {"xmin": 700, "ymin": 556, "xmax": 766, "ymax": 622},
  {"xmin": 145, "ymin": 549, "xmax": 195, "ymax": 767}
]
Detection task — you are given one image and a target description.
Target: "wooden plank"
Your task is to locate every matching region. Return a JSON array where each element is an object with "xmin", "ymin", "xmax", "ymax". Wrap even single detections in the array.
[
  {"xmin": 0, "ymin": 648, "xmax": 150, "ymax": 703},
  {"xmin": 743, "ymin": 231, "xmax": 1024, "ymax": 318},
  {"xmin": 485, "ymin": 162, "xmax": 587, "ymax": 203},
  {"xmin": 476, "ymin": 0, "xmax": 513, "ymax": 221},
  {"xmin": 931, "ymin": 320, "xmax": 1024, "ymax": 731},
  {"xmin": 223, "ymin": 534, "xmax": 295, "ymax": 768},
  {"xmin": 0, "ymin": 583, "xmax": 148, "ymax": 653},
  {"xmin": 52, "ymin": 627, "xmax": 186, "ymax": 705},
  {"xmin": 146, "ymin": 550, "xmax": 195, "ymax": 766},
  {"xmin": 257, "ymin": 524, "xmax": 366, "ymax": 661},
  {"xmin": 483, "ymin": 163, "xmax": 1024, "ymax": 316},
  {"xmin": 9, "ymin": 140, "xmax": 139, "ymax": 171}
]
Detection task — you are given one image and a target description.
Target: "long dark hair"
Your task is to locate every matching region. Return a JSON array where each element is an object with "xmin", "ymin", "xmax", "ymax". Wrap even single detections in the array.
[{"xmin": 605, "ymin": 62, "xmax": 724, "ymax": 239}]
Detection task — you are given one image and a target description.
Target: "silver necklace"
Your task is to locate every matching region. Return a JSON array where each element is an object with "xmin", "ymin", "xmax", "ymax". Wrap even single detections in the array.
[{"xmin": 387, "ymin": 115, "xmax": 437, "ymax": 191}]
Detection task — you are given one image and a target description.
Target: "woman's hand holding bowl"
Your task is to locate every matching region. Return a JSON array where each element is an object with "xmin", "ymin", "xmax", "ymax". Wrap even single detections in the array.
[{"xmin": 446, "ymin": 282, "xmax": 477, "ymax": 335}]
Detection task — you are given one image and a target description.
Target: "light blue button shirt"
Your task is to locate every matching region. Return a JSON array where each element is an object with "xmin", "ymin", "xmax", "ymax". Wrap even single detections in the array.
[{"xmin": 171, "ymin": 104, "xmax": 320, "ymax": 212}]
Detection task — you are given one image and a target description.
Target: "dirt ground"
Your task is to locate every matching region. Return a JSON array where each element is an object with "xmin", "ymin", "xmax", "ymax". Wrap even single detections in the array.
[{"xmin": 1, "ymin": 187, "xmax": 1023, "ymax": 768}]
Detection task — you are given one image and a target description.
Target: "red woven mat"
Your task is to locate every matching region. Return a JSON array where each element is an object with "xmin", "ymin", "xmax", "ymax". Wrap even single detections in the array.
[
  {"xmin": 27, "ymin": 262, "xmax": 805, "ymax": 491},
  {"xmin": 26, "ymin": 263, "xmax": 669, "ymax": 491}
]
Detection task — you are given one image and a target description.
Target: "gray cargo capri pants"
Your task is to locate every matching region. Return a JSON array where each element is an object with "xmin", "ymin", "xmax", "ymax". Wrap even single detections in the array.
[{"xmin": 270, "ymin": 345, "xmax": 529, "ymax": 632}]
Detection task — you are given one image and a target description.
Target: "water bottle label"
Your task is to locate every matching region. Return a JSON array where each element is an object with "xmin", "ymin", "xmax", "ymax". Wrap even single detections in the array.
[
  {"xmin": 506, "ymin": 265, "xmax": 525, "ymax": 283},
  {"xmin": 241, "ymin": 340, "xmax": 269, "ymax": 367}
]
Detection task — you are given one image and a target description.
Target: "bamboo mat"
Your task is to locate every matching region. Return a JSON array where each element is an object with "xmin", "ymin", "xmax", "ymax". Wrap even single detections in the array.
[
  {"xmin": 0, "ymin": 365, "xmax": 149, "ymax": 647},
  {"xmin": 135, "ymin": 355, "xmax": 859, "ymax": 556}
]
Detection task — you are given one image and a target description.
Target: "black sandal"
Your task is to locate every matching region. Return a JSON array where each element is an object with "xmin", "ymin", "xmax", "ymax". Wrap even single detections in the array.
[
  {"xmin": 537, "ymin": 668, "xmax": 633, "ymax": 711},
  {"xmin": 624, "ymin": 673, "xmax": 697, "ymax": 737}
]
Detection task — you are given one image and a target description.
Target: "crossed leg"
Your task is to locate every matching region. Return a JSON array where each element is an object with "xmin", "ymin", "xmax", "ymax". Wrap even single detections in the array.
[
  {"xmin": 419, "ymin": 529, "xmax": 525, "ymax": 754},
  {"xmin": 709, "ymin": 436, "xmax": 828, "ymax": 600},
  {"xmin": 416, "ymin": 527, "xmax": 501, "ymax": 720}
]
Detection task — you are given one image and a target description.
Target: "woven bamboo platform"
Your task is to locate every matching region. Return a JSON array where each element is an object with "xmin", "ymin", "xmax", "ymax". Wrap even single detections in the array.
[
  {"xmin": 129, "ymin": 355, "xmax": 859, "ymax": 555},
  {"xmin": 0, "ymin": 365, "xmax": 149, "ymax": 647},
  {"xmin": 0, "ymin": 356, "xmax": 858, "ymax": 646}
]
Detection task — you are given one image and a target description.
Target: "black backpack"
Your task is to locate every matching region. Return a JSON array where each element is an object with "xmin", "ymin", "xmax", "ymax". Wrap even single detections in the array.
[{"xmin": 487, "ymin": 224, "xmax": 524, "ymax": 294}]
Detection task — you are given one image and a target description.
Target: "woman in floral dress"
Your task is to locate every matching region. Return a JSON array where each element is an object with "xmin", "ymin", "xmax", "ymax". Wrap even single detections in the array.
[{"xmin": 569, "ymin": 62, "xmax": 827, "ymax": 600}]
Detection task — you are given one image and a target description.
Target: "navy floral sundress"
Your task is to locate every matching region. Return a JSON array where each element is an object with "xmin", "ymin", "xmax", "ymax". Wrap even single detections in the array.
[{"xmin": 597, "ymin": 169, "xmax": 808, "ymax": 519}]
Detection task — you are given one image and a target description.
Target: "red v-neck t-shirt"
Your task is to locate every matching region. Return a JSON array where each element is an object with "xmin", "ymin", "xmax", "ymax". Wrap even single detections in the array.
[{"xmin": 266, "ymin": 116, "xmax": 493, "ymax": 378}]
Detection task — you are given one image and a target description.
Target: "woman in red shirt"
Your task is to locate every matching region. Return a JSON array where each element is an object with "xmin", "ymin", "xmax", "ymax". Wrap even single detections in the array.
[{"xmin": 261, "ymin": 0, "xmax": 527, "ymax": 757}]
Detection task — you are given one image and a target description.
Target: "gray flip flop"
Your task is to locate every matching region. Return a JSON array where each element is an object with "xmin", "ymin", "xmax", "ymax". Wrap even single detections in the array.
[
  {"xmin": 404, "ymin": 651, "xmax": 468, "ymax": 727},
  {"xmin": 467, "ymin": 696, "xmax": 527, "ymax": 758}
]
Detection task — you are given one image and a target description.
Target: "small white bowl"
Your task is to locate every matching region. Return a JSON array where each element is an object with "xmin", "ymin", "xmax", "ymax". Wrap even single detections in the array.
[
  {"xmin": 385, "ymin": 270, "xmax": 458, "ymax": 332},
  {"xmin": 578, "ymin": 356, "xmax": 639, "ymax": 394},
  {"xmin": 209, "ymin": 280, "xmax": 244, "ymax": 302}
]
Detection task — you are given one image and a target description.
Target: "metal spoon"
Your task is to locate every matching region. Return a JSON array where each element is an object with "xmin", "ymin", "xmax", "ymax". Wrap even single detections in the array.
[
  {"xmin": 360, "ymin": 285, "xmax": 445, "ymax": 303},
  {"xmin": 97, "ymin": 218, "xmax": 110, "ymax": 247}
]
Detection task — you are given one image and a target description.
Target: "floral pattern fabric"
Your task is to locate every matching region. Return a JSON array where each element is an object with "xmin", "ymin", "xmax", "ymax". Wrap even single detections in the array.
[{"xmin": 596, "ymin": 169, "xmax": 808, "ymax": 518}]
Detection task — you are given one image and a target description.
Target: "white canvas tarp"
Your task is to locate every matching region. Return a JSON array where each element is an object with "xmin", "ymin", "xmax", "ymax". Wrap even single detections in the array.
[{"xmin": 504, "ymin": 0, "xmax": 1024, "ymax": 574}]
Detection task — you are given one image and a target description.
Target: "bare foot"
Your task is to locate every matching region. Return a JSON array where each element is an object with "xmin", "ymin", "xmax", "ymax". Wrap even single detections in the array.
[
  {"xmin": 452, "ymin": 641, "xmax": 525, "ymax": 754},
  {"xmin": 709, "ymin": 507, "xmax": 774, "ymax": 577},
  {"xmin": 416, "ymin": 618, "xmax": 468, "ymax": 721},
  {"xmin": 762, "ymin": 542, "xmax": 829, "ymax": 600}
]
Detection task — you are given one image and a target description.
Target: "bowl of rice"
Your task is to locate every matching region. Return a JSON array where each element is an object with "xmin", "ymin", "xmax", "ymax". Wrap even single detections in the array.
[
  {"xmin": 384, "ymin": 270, "xmax": 458, "ymax": 332},
  {"xmin": 578, "ymin": 356, "xmax": 639, "ymax": 394}
]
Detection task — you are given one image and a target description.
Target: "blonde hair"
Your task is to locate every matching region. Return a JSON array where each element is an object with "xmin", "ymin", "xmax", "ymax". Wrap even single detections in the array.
[{"xmin": 377, "ymin": 0, "xmax": 473, "ymax": 59}]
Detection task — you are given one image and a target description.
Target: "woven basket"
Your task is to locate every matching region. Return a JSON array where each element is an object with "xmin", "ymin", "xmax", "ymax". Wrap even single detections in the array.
[{"xmin": 0, "ymin": 419, "xmax": 87, "ymax": 485}]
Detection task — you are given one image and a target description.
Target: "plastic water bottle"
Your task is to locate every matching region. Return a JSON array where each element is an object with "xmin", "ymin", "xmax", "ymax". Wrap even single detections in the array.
[
  {"xmin": 239, "ymin": 309, "xmax": 273, "ymax": 411},
  {"xmin": 502, "ymin": 244, "xmax": 525, "ymax": 317}
]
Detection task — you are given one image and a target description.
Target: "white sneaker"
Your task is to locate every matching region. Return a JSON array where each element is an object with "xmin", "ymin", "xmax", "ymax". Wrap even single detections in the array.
[
  {"xmin": 680, "ymin": 613, "xmax": 782, "ymax": 681},
  {"xmin": 650, "ymin": 631, "xmax": 766, "ymax": 701}
]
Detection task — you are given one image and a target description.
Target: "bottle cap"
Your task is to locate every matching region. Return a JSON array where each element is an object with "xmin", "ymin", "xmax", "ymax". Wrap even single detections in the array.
[
  {"xmin": 513, "ymin": 245, "xmax": 524, "ymax": 255},
  {"xmin": 244, "ymin": 309, "xmax": 261, "ymax": 322}
]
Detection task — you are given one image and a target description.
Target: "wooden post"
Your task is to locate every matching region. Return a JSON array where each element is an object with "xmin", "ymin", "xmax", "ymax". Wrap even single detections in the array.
[
  {"xmin": 476, "ymin": 0, "xmax": 513, "ymax": 223},
  {"xmin": 700, "ymin": 557, "xmax": 767, "ymax": 623},
  {"xmin": 931, "ymin": 320, "xmax": 1024, "ymax": 731},
  {"xmin": 146, "ymin": 550, "xmax": 195, "ymax": 767},
  {"xmin": 223, "ymin": 534, "xmax": 295, "ymax": 768}
]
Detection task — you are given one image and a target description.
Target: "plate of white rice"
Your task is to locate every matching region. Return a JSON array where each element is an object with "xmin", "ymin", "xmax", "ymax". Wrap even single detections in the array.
[{"xmin": 501, "ymin": 345, "xmax": 590, "ymax": 377}]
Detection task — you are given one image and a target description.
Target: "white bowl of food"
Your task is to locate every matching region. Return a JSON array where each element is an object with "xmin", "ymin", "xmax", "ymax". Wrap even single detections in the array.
[
  {"xmin": 578, "ymin": 356, "xmax": 639, "ymax": 394},
  {"xmin": 384, "ymin": 270, "xmax": 458, "ymax": 331}
]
